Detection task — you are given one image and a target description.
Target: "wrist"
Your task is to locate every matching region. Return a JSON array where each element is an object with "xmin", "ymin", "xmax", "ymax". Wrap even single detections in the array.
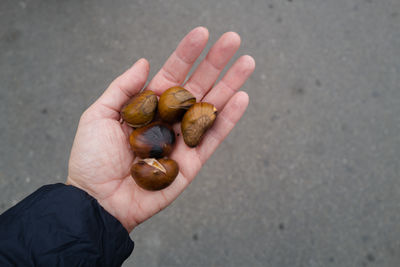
[
  {"xmin": 66, "ymin": 177, "xmax": 134, "ymax": 232},
  {"xmin": 97, "ymin": 198, "xmax": 135, "ymax": 233}
]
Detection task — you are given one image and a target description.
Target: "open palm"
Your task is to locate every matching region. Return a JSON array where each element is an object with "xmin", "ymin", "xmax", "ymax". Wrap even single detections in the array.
[{"xmin": 67, "ymin": 27, "xmax": 255, "ymax": 232}]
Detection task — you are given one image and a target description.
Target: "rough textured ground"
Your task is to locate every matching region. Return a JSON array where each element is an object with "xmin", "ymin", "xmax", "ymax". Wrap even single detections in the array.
[{"xmin": 1, "ymin": 0, "xmax": 400, "ymax": 266}]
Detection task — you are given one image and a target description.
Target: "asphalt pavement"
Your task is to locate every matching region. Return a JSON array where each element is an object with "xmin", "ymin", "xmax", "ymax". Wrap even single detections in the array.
[{"xmin": 1, "ymin": 0, "xmax": 400, "ymax": 266}]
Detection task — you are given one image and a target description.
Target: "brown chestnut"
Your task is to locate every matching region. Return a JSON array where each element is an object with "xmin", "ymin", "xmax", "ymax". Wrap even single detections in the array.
[
  {"xmin": 129, "ymin": 122, "xmax": 175, "ymax": 158},
  {"xmin": 121, "ymin": 90, "xmax": 158, "ymax": 128},
  {"xmin": 158, "ymin": 86, "xmax": 196, "ymax": 123},
  {"xmin": 131, "ymin": 158, "xmax": 179, "ymax": 191},
  {"xmin": 181, "ymin": 102, "xmax": 217, "ymax": 147}
]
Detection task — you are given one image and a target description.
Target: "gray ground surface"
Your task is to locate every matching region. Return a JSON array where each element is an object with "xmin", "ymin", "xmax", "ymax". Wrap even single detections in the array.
[{"xmin": 1, "ymin": 0, "xmax": 400, "ymax": 266}]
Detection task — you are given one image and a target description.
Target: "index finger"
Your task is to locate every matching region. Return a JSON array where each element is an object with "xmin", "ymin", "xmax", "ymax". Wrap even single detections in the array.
[{"xmin": 146, "ymin": 27, "xmax": 209, "ymax": 94}]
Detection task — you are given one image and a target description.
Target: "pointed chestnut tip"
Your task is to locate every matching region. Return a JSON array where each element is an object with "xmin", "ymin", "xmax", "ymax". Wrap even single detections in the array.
[{"xmin": 143, "ymin": 158, "xmax": 167, "ymax": 173}]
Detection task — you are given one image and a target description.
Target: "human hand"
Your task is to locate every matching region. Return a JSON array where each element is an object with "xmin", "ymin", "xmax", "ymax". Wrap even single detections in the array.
[{"xmin": 67, "ymin": 27, "xmax": 255, "ymax": 232}]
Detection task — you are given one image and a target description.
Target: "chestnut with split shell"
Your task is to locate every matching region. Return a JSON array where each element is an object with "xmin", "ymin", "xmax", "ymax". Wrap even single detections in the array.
[
  {"xmin": 181, "ymin": 102, "xmax": 217, "ymax": 147},
  {"xmin": 129, "ymin": 122, "xmax": 175, "ymax": 158},
  {"xmin": 131, "ymin": 158, "xmax": 179, "ymax": 191},
  {"xmin": 158, "ymin": 86, "xmax": 196, "ymax": 123},
  {"xmin": 121, "ymin": 90, "xmax": 158, "ymax": 128}
]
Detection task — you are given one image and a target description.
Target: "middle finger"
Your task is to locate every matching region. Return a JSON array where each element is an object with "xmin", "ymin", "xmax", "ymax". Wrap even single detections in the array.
[
  {"xmin": 184, "ymin": 31, "xmax": 241, "ymax": 101},
  {"xmin": 146, "ymin": 27, "xmax": 209, "ymax": 95}
]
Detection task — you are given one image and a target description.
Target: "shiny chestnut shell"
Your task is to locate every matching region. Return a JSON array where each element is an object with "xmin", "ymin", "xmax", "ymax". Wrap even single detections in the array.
[
  {"xmin": 129, "ymin": 122, "xmax": 175, "ymax": 158},
  {"xmin": 131, "ymin": 158, "xmax": 179, "ymax": 191},
  {"xmin": 181, "ymin": 102, "xmax": 217, "ymax": 147},
  {"xmin": 158, "ymin": 86, "xmax": 196, "ymax": 123},
  {"xmin": 121, "ymin": 90, "xmax": 158, "ymax": 128}
]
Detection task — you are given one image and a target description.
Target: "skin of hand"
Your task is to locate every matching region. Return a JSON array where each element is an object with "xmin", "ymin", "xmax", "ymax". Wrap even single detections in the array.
[{"xmin": 66, "ymin": 27, "xmax": 255, "ymax": 232}]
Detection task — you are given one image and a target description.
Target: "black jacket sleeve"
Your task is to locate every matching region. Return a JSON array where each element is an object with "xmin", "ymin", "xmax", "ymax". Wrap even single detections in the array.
[{"xmin": 0, "ymin": 183, "xmax": 134, "ymax": 267}]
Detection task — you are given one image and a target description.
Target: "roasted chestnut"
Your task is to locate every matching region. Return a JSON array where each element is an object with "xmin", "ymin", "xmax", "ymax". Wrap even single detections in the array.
[
  {"xmin": 129, "ymin": 122, "xmax": 175, "ymax": 158},
  {"xmin": 131, "ymin": 158, "xmax": 179, "ymax": 191},
  {"xmin": 158, "ymin": 86, "xmax": 196, "ymax": 123},
  {"xmin": 121, "ymin": 90, "xmax": 158, "ymax": 128},
  {"xmin": 181, "ymin": 102, "xmax": 217, "ymax": 147}
]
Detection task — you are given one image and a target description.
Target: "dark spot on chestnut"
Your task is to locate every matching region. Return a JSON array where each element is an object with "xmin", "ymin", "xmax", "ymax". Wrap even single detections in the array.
[
  {"xmin": 148, "ymin": 142, "xmax": 166, "ymax": 158},
  {"xmin": 129, "ymin": 122, "xmax": 175, "ymax": 158}
]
